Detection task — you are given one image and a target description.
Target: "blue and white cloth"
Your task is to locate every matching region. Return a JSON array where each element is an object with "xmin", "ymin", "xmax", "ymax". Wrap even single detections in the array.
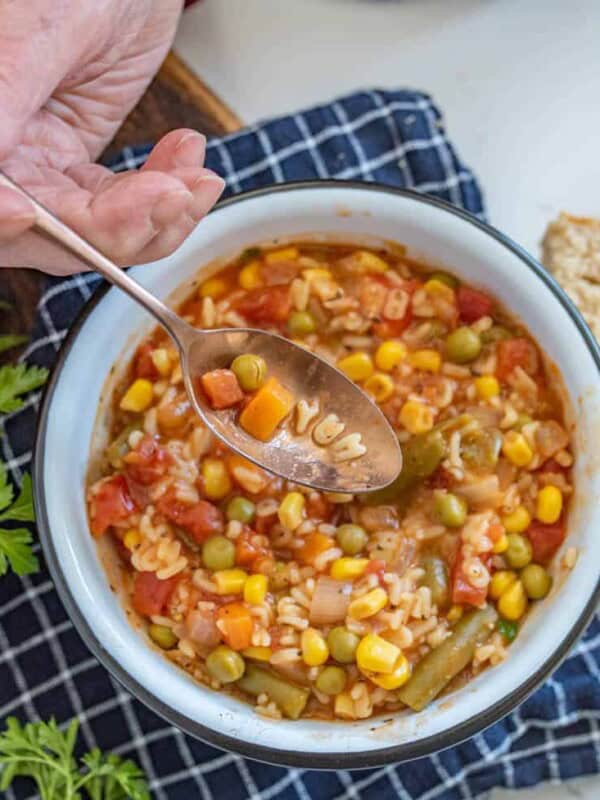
[{"xmin": 1, "ymin": 88, "xmax": 599, "ymax": 800}]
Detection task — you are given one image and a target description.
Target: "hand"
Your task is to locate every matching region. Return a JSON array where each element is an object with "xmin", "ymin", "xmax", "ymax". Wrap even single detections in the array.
[{"xmin": 0, "ymin": 0, "xmax": 225, "ymax": 276}]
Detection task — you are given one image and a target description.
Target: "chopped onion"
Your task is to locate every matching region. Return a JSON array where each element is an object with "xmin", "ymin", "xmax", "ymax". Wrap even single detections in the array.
[
  {"xmin": 535, "ymin": 420, "xmax": 569, "ymax": 459},
  {"xmin": 457, "ymin": 475, "xmax": 502, "ymax": 509},
  {"xmin": 464, "ymin": 405, "xmax": 502, "ymax": 428},
  {"xmin": 185, "ymin": 609, "xmax": 221, "ymax": 650},
  {"xmin": 309, "ymin": 577, "xmax": 351, "ymax": 625}
]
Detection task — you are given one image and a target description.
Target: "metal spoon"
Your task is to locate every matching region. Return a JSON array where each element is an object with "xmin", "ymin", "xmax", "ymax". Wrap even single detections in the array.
[{"xmin": 0, "ymin": 171, "xmax": 402, "ymax": 492}]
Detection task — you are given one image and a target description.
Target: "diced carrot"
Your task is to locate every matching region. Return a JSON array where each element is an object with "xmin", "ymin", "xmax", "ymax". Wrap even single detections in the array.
[
  {"xmin": 296, "ymin": 532, "xmax": 335, "ymax": 565},
  {"xmin": 239, "ymin": 377, "xmax": 294, "ymax": 441},
  {"xmin": 216, "ymin": 602, "xmax": 254, "ymax": 650},
  {"xmin": 201, "ymin": 369, "xmax": 245, "ymax": 410}
]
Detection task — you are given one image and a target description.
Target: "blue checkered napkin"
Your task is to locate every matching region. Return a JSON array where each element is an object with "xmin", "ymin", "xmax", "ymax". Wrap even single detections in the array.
[{"xmin": 1, "ymin": 88, "xmax": 598, "ymax": 800}]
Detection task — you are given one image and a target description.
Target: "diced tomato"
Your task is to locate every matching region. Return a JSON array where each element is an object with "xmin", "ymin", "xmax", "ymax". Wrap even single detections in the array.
[
  {"xmin": 216, "ymin": 602, "xmax": 253, "ymax": 650},
  {"xmin": 365, "ymin": 559, "xmax": 386, "ymax": 584},
  {"xmin": 134, "ymin": 342, "xmax": 159, "ymax": 380},
  {"xmin": 457, "ymin": 287, "xmax": 493, "ymax": 323},
  {"xmin": 89, "ymin": 475, "xmax": 136, "ymax": 537},
  {"xmin": 132, "ymin": 571, "xmax": 179, "ymax": 617},
  {"xmin": 426, "ymin": 466, "xmax": 453, "ymax": 490},
  {"xmin": 200, "ymin": 369, "xmax": 244, "ymax": 410},
  {"xmin": 157, "ymin": 492, "xmax": 224, "ymax": 543},
  {"xmin": 123, "ymin": 435, "xmax": 171, "ymax": 485},
  {"xmin": 496, "ymin": 338, "xmax": 539, "ymax": 380},
  {"xmin": 235, "ymin": 528, "xmax": 271, "ymax": 568},
  {"xmin": 235, "ymin": 286, "xmax": 291, "ymax": 325},
  {"xmin": 526, "ymin": 519, "xmax": 566, "ymax": 564},
  {"xmin": 451, "ymin": 549, "xmax": 488, "ymax": 607}
]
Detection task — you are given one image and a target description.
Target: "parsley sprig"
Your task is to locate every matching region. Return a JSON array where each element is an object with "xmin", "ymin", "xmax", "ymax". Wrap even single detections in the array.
[
  {"xmin": 0, "ymin": 467, "xmax": 38, "ymax": 576},
  {"xmin": 0, "ymin": 362, "xmax": 48, "ymax": 413},
  {"xmin": 0, "ymin": 717, "xmax": 150, "ymax": 799}
]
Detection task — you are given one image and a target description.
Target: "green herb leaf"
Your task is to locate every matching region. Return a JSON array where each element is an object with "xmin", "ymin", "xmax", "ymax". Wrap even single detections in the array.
[
  {"xmin": 0, "ymin": 473, "xmax": 38, "ymax": 576},
  {"xmin": 0, "ymin": 464, "xmax": 13, "ymax": 513},
  {"xmin": 0, "ymin": 717, "xmax": 150, "ymax": 800},
  {"xmin": 0, "ymin": 474, "xmax": 34, "ymax": 522},
  {"xmin": 0, "ymin": 335, "xmax": 28, "ymax": 355},
  {"xmin": 0, "ymin": 363, "xmax": 48, "ymax": 414}
]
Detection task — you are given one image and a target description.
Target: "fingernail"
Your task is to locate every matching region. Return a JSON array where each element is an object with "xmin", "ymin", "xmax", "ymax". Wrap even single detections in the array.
[
  {"xmin": 151, "ymin": 188, "xmax": 193, "ymax": 227},
  {"xmin": 189, "ymin": 174, "xmax": 226, "ymax": 219},
  {"xmin": 173, "ymin": 132, "xmax": 206, "ymax": 168}
]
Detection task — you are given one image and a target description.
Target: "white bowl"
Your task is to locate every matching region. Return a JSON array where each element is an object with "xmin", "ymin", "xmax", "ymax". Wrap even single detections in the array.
[{"xmin": 34, "ymin": 182, "xmax": 600, "ymax": 768}]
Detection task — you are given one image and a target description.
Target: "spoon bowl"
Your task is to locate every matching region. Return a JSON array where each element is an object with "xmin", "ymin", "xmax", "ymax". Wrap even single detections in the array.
[{"xmin": 0, "ymin": 171, "xmax": 402, "ymax": 492}]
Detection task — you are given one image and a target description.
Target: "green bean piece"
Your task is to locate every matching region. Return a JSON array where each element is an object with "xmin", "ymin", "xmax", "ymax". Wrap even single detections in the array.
[
  {"xmin": 226, "ymin": 496, "xmax": 256, "ymax": 524},
  {"xmin": 461, "ymin": 427, "xmax": 502, "ymax": 469},
  {"xmin": 398, "ymin": 605, "xmax": 498, "ymax": 711},
  {"xmin": 327, "ymin": 627, "xmax": 360, "ymax": 664},
  {"xmin": 202, "ymin": 536, "xmax": 236, "ymax": 571},
  {"xmin": 429, "ymin": 271, "xmax": 458, "ymax": 289},
  {"xmin": 231, "ymin": 354, "xmax": 267, "ymax": 392},
  {"xmin": 148, "ymin": 624, "xmax": 178, "ymax": 650},
  {"xmin": 315, "ymin": 665, "xmax": 347, "ymax": 695},
  {"xmin": 505, "ymin": 534, "xmax": 533, "ymax": 569},
  {"xmin": 434, "ymin": 492, "xmax": 468, "ymax": 528},
  {"xmin": 497, "ymin": 619, "xmax": 518, "ymax": 642},
  {"xmin": 287, "ymin": 310, "xmax": 317, "ymax": 336},
  {"xmin": 520, "ymin": 564, "xmax": 552, "ymax": 599},
  {"xmin": 446, "ymin": 327, "xmax": 482, "ymax": 364},
  {"xmin": 421, "ymin": 556, "xmax": 450, "ymax": 610},
  {"xmin": 237, "ymin": 664, "xmax": 310, "ymax": 719},
  {"xmin": 106, "ymin": 423, "xmax": 139, "ymax": 468},
  {"xmin": 206, "ymin": 646, "xmax": 246, "ymax": 683},
  {"xmin": 336, "ymin": 524, "xmax": 368, "ymax": 556}
]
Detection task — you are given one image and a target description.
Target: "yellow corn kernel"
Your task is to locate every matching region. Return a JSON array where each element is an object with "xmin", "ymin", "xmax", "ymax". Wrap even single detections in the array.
[
  {"xmin": 337, "ymin": 352, "xmax": 374, "ymax": 382},
  {"xmin": 200, "ymin": 277, "xmax": 227, "ymax": 299},
  {"xmin": 202, "ymin": 458, "xmax": 232, "ymax": 501},
  {"xmin": 120, "ymin": 379, "xmax": 154, "ymax": 412},
  {"xmin": 536, "ymin": 485, "xmax": 563, "ymax": 524},
  {"xmin": 502, "ymin": 505, "xmax": 531, "ymax": 534},
  {"xmin": 302, "ymin": 268, "xmax": 333, "ymax": 283},
  {"xmin": 238, "ymin": 260, "xmax": 263, "ymax": 290},
  {"xmin": 330, "ymin": 558, "xmax": 370, "ymax": 581},
  {"xmin": 356, "ymin": 633, "xmax": 400, "ymax": 673},
  {"xmin": 424, "ymin": 278, "xmax": 455, "ymax": 301},
  {"xmin": 375, "ymin": 340, "xmax": 407, "ymax": 372},
  {"xmin": 301, "ymin": 628, "xmax": 329, "ymax": 666},
  {"xmin": 446, "ymin": 604, "xmax": 463, "ymax": 623},
  {"xmin": 243, "ymin": 574, "xmax": 269, "ymax": 605},
  {"xmin": 398, "ymin": 400, "xmax": 434, "ymax": 435},
  {"xmin": 351, "ymin": 250, "xmax": 389, "ymax": 273},
  {"xmin": 369, "ymin": 654, "xmax": 411, "ymax": 689},
  {"xmin": 150, "ymin": 348, "xmax": 172, "ymax": 377},
  {"xmin": 497, "ymin": 579, "xmax": 528, "ymax": 621},
  {"xmin": 502, "ymin": 431, "xmax": 533, "ymax": 467},
  {"xmin": 348, "ymin": 587, "xmax": 388, "ymax": 620},
  {"xmin": 364, "ymin": 373, "xmax": 395, "ymax": 403},
  {"xmin": 278, "ymin": 492, "xmax": 306, "ymax": 531},
  {"xmin": 492, "ymin": 533, "xmax": 509, "ymax": 554},
  {"xmin": 213, "ymin": 569, "xmax": 248, "ymax": 595},
  {"xmin": 123, "ymin": 530, "xmax": 141, "ymax": 551},
  {"xmin": 242, "ymin": 646, "xmax": 272, "ymax": 662},
  {"xmin": 408, "ymin": 349, "xmax": 442, "ymax": 373},
  {"xmin": 334, "ymin": 692, "xmax": 356, "ymax": 719},
  {"xmin": 489, "ymin": 570, "xmax": 518, "ymax": 600},
  {"xmin": 265, "ymin": 246, "xmax": 299, "ymax": 264},
  {"xmin": 475, "ymin": 375, "xmax": 500, "ymax": 400}
]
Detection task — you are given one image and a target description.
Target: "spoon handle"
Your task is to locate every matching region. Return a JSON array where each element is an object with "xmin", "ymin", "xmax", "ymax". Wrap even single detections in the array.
[{"xmin": 0, "ymin": 170, "xmax": 193, "ymax": 346}]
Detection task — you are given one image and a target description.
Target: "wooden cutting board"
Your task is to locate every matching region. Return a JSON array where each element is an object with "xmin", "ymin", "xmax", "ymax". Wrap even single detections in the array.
[{"xmin": 0, "ymin": 52, "xmax": 243, "ymax": 363}]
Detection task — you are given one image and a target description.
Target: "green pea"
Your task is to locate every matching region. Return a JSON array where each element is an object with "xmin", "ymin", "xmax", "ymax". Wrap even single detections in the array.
[
  {"xmin": 505, "ymin": 534, "xmax": 533, "ymax": 569},
  {"xmin": 227, "ymin": 496, "xmax": 256, "ymax": 524},
  {"xmin": 481, "ymin": 325, "xmax": 512, "ymax": 344},
  {"xmin": 434, "ymin": 492, "xmax": 467, "ymax": 528},
  {"xmin": 421, "ymin": 556, "xmax": 450, "ymax": 610},
  {"xmin": 520, "ymin": 564, "xmax": 552, "ymax": 600},
  {"xmin": 206, "ymin": 645, "xmax": 246, "ymax": 683},
  {"xmin": 429, "ymin": 271, "xmax": 458, "ymax": 289},
  {"xmin": 497, "ymin": 619, "xmax": 518, "ymax": 642},
  {"xmin": 287, "ymin": 310, "xmax": 317, "ymax": 337},
  {"xmin": 202, "ymin": 536, "xmax": 236, "ymax": 571},
  {"xmin": 231, "ymin": 353, "xmax": 267, "ymax": 392},
  {"xmin": 446, "ymin": 327, "xmax": 482, "ymax": 364},
  {"xmin": 315, "ymin": 665, "xmax": 347, "ymax": 695},
  {"xmin": 327, "ymin": 627, "xmax": 360, "ymax": 664},
  {"xmin": 336, "ymin": 524, "xmax": 368, "ymax": 556},
  {"xmin": 148, "ymin": 624, "xmax": 178, "ymax": 650}
]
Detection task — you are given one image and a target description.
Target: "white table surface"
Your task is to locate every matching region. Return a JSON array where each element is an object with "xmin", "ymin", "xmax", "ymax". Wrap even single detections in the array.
[{"xmin": 175, "ymin": 2, "xmax": 600, "ymax": 796}]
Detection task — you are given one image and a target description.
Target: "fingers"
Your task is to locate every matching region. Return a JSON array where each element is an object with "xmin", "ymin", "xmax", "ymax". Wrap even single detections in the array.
[
  {"xmin": 0, "ymin": 186, "xmax": 35, "ymax": 243},
  {"xmin": 142, "ymin": 129, "xmax": 207, "ymax": 172}
]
